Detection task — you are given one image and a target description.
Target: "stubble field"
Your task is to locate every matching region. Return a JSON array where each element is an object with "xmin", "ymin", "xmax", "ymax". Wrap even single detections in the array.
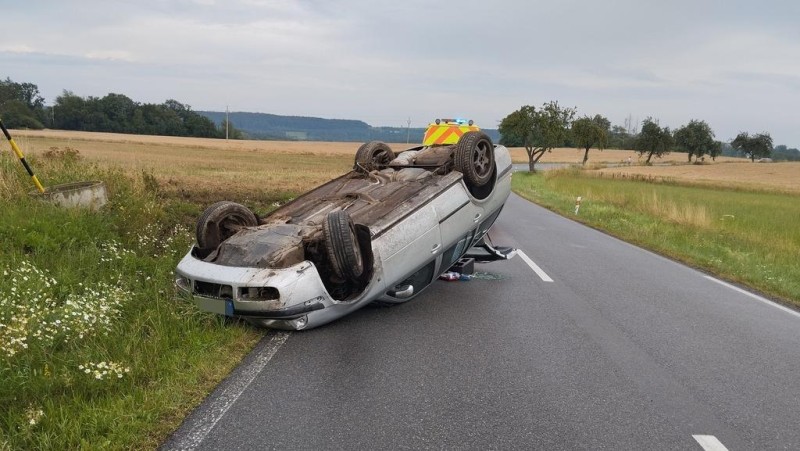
[
  {"xmin": 9, "ymin": 130, "xmax": 358, "ymax": 209},
  {"xmin": 11, "ymin": 130, "xmax": 799, "ymax": 196}
]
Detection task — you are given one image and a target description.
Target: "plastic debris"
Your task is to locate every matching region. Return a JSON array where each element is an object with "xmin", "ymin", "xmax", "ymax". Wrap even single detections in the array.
[{"xmin": 438, "ymin": 272, "xmax": 472, "ymax": 281}]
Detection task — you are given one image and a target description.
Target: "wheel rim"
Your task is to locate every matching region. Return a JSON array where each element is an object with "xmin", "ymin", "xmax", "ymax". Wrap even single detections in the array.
[
  {"xmin": 375, "ymin": 149, "xmax": 391, "ymax": 165},
  {"xmin": 473, "ymin": 140, "xmax": 492, "ymax": 178},
  {"xmin": 219, "ymin": 215, "xmax": 247, "ymax": 237}
]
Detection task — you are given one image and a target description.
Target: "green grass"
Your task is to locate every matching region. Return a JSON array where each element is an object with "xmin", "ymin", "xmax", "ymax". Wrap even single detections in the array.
[
  {"xmin": 0, "ymin": 151, "xmax": 265, "ymax": 449},
  {"xmin": 512, "ymin": 169, "xmax": 800, "ymax": 307}
]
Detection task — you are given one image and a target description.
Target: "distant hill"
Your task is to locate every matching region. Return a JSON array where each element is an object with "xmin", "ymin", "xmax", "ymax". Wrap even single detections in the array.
[{"xmin": 199, "ymin": 111, "xmax": 500, "ymax": 143}]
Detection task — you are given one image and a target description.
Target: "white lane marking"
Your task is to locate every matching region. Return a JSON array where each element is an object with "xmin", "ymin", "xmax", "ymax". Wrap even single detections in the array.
[
  {"xmin": 517, "ymin": 250, "xmax": 554, "ymax": 282},
  {"xmin": 693, "ymin": 434, "xmax": 729, "ymax": 451},
  {"xmin": 705, "ymin": 276, "xmax": 800, "ymax": 319},
  {"xmin": 171, "ymin": 331, "xmax": 290, "ymax": 450}
]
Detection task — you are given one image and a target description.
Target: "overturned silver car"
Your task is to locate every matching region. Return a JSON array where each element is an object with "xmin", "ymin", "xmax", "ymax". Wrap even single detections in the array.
[{"xmin": 175, "ymin": 130, "xmax": 514, "ymax": 330}]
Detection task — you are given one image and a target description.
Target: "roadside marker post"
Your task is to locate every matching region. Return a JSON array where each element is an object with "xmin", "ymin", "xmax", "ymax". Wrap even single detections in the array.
[{"xmin": 0, "ymin": 118, "xmax": 46, "ymax": 193}]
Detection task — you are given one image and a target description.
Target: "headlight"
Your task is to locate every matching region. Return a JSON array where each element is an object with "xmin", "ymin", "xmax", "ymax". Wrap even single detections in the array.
[
  {"xmin": 292, "ymin": 315, "xmax": 308, "ymax": 329},
  {"xmin": 175, "ymin": 275, "xmax": 191, "ymax": 293},
  {"xmin": 240, "ymin": 286, "xmax": 280, "ymax": 301}
]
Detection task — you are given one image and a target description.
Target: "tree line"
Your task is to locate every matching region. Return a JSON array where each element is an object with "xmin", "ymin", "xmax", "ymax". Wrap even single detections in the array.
[
  {"xmin": 3, "ymin": 76, "xmax": 798, "ymax": 157},
  {"xmin": 0, "ymin": 77, "xmax": 242, "ymax": 139},
  {"xmin": 498, "ymin": 101, "xmax": 799, "ymax": 171},
  {"xmin": 0, "ymin": 77, "xmax": 47, "ymax": 129},
  {"xmin": 198, "ymin": 111, "xmax": 502, "ymax": 143},
  {"xmin": 2, "ymin": 76, "xmax": 503, "ymax": 143}
]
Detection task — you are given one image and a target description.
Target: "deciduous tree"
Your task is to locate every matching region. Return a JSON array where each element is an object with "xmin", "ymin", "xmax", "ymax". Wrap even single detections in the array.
[
  {"xmin": 499, "ymin": 101, "xmax": 576, "ymax": 172},
  {"xmin": 572, "ymin": 114, "xmax": 609, "ymax": 165},
  {"xmin": 673, "ymin": 119, "xmax": 715, "ymax": 162},
  {"xmin": 0, "ymin": 78, "xmax": 46, "ymax": 129},
  {"xmin": 709, "ymin": 141, "xmax": 722, "ymax": 161},
  {"xmin": 635, "ymin": 117, "xmax": 674, "ymax": 164},
  {"xmin": 771, "ymin": 145, "xmax": 800, "ymax": 161},
  {"xmin": 607, "ymin": 124, "xmax": 630, "ymax": 149},
  {"xmin": 54, "ymin": 91, "xmax": 88, "ymax": 130},
  {"xmin": 731, "ymin": 132, "xmax": 773, "ymax": 162},
  {"xmin": 99, "ymin": 93, "xmax": 137, "ymax": 133}
]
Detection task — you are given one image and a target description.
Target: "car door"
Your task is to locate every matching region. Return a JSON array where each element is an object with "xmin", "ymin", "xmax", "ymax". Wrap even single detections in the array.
[
  {"xmin": 377, "ymin": 203, "xmax": 442, "ymax": 286},
  {"xmin": 431, "ymin": 184, "xmax": 484, "ymax": 268}
]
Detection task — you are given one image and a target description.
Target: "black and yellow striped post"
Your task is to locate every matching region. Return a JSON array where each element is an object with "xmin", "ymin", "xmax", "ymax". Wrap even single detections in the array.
[{"xmin": 0, "ymin": 118, "xmax": 45, "ymax": 193}]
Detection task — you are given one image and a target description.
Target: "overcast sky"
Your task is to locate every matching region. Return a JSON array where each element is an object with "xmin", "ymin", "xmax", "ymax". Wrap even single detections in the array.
[{"xmin": 3, "ymin": 0, "xmax": 799, "ymax": 146}]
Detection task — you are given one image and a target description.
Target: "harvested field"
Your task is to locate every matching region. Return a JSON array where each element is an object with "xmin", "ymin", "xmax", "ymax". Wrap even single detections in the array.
[
  {"xmin": 11, "ymin": 129, "xmax": 411, "ymax": 155},
  {"xmin": 8, "ymin": 129, "xmax": 794, "ymax": 195},
  {"xmin": 593, "ymin": 161, "xmax": 800, "ymax": 194},
  {"xmin": 507, "ymin": 146, "xmax": 742, "ymax": 164},
  {"xmin": 505, "ymin": 145, "xmax": 796, "ymax": 194},
  {"xmin": 13, "ymin": 130, "xmax": 740, "ymax": 163},
  {"xmin": 8, "ymin": 130, "xmax": 369, "ymax": 201}
]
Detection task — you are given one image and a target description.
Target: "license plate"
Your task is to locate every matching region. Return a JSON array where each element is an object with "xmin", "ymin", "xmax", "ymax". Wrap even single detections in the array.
[{"xmin": 195, "ymin": 297, "xmax": 233, "ymax": 316}]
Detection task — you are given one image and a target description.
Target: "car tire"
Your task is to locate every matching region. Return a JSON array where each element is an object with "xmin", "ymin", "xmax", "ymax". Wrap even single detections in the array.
[
  {"xmin": 323, "ymin": 210, "xmax": 364, "ymax": 280},
  {"xmin": 455, "ymin": 131, "xmax": 495, "ymax": 187},
  {"xmin": 355, "ymin": 141, "xmax": 395, "ymax": 172},
  {"xmin": 196, "ymin": 201, "xmax": 258, "ymax": 250}
]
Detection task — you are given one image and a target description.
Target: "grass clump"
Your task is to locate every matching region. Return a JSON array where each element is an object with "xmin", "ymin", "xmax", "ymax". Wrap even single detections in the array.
[
  {"xmin": 0, "ymin": 150, "xmax": 263, "ymax": 450},
  {"xmin": 512, "ymin": 170, "xmax": 800, "ymax": 307}
]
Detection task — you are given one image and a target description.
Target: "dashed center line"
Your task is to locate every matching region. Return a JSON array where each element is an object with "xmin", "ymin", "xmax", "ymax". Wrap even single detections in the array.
[
  {"xmin": 693, "ymin": 434, "xmax": 729, "ymax": 451},
  {"xmin": 517, "ymin": 250, "xmax": 553, "ymax": 282}
]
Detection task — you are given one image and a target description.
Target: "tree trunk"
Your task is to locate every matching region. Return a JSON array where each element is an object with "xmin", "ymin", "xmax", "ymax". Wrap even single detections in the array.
[
  {"xmin": 582, "ymin": 147, "xmax": 590, "ymax": 165},
  {"xmin": 528, "ymin": 148, "xmax": 546, "ymax": 172},
  {"xmin": 646, "ymin": 151, "xmax": 654, "ymax": 164},
  {"xmin": 526, "ymin": 146, "xmax": 536, "ymax": 172}
]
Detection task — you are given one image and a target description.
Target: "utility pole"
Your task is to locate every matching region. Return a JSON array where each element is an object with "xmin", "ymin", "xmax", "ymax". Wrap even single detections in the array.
[
  {"xmin": 225, "ymin": 105, "xmax": 229, "ymax": 140},
  {"xmin": 406, "ymin": 117, "xmax": 411, "ymax": 144}
]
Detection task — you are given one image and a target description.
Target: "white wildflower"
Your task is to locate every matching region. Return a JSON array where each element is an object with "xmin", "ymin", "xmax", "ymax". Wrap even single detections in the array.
[{"xmin": 25, "ymin": 405, "xmax": 44, "ymax": 427}]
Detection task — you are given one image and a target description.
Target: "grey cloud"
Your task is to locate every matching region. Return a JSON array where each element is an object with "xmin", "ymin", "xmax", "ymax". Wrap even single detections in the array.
[{"xmin": 1, "ymin": 0, "xmax": 799, "ymax": 146}]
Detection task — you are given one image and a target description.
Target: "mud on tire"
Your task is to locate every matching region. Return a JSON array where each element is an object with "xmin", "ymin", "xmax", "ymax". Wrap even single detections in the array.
[
  {"xmin": 196, "ymin": 201, "xmax": 258, "ymax": 250},
  {"xmin": 323, "ymin": 210, "xmax": 364, "ymax": 280},
  {"xmin": 454, "ymin": 131, "xmax": 495, "ymax": 188},
  {"xmin": 354, "ymin": 141, "xmax": 395, "ymax": 172}
]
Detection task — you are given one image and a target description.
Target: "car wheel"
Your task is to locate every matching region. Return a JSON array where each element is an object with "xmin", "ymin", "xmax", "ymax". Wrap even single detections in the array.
[
  {"xmin": 196, "ymin": 201, "xmax": 258, "ymax": 249},
  {"xmin": 323, "ymin": 210, "xmax": 364, "ymax": 280},
  {"xmin": 455, "ymin": 131, "xmax": 495, "ymax": 187},
  {"xmin": 355, "ymin": 141, "xmax": 395, "ymax": 172}
]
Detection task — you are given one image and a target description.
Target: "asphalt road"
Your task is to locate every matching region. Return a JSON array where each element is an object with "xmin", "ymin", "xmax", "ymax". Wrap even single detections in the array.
[{"xmin": 163, "ymin": 193, "xmax": 800, "ymax": 450}]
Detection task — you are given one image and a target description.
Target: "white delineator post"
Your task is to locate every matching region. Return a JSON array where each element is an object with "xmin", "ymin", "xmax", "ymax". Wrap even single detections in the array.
[{"xmin": 575, "ymin": 196, "xmax": 582, "ymax": 215}]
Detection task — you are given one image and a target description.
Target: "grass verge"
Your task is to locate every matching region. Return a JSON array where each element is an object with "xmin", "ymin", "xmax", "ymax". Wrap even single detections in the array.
[
  {"xmin": 0, "ymin": 151, "xmax": 267, "ymax": 449},
  {"xmin": 512, "ymin": 169, "xmax": 800, "ymax": 308}
]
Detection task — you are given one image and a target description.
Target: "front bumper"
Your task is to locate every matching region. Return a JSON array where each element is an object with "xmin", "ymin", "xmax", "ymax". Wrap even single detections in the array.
[{"xmin": 175, "ymin": 250, "xmax": 335, "ymax": 327}]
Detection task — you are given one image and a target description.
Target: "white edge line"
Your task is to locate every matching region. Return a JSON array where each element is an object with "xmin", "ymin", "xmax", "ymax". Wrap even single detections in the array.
[
  {"xmin": 704, "ymin": 276, "xmax": 800, "ymax": 319},
  {"xmin": 517, "ymin": 250, "xmax": 554, "ymax": 282},
  {"xmin": 693, "ymin": 434, "xmax": 729, "ymax": 451},
  {"xmin": 171, "ymin": 331, "xmax": 291, "ymax": 450}
]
